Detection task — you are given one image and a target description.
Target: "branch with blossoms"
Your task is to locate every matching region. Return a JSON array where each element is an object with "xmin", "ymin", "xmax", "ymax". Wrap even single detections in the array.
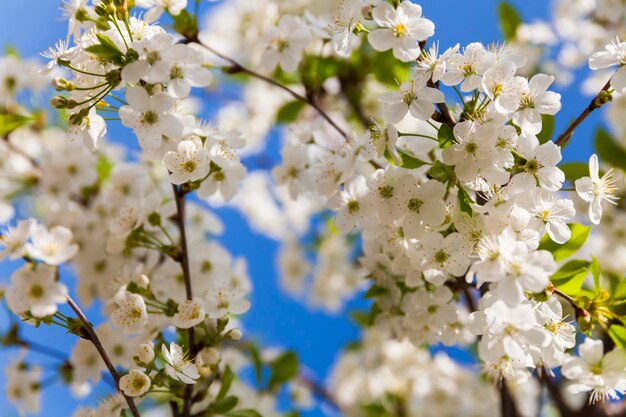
[{"xmin": 4, "ymin": 0, "xmax": 626, "ymax": 417}]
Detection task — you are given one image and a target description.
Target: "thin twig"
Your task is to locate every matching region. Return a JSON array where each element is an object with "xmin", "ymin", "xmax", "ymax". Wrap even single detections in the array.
[
  {"xmin": 427, "ymin": 80, "xmax": 456, "ymax": 128},
  {"xmin": 189, "ymin": 38, "xmax": 350, "ymax": 142},
  {"xmin": 554, "ymin": 79, "xmax": 612, "ymax": 146},
  {"xmin": 172, "ymin": 184, "xmax": 196, "ymax": 417},
  {"xmin": 298, "ymin": 372, "xmax": 340, "ymax": 411},
  {"xmin": 66, "ymin": 295, "xmax": 141, "ymax": 417},
  {"xmin": 499, "ymin": 379, "xmax": 521, "ymax": 417}
]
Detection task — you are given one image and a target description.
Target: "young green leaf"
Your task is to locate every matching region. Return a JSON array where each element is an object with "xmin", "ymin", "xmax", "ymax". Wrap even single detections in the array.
[
  {"xmin": 608, "ymin": 325, "xmax": 626, "ymax": 349},
  {"xmin": 0, "ymin": 113, "xmax": 31, "ymax": 137},
  {"xmin": 211, "ymin": 396, "xmax": 239, "ymax": 414},
  {"xmin": 276, "ymin": 101, "xmax": 305, "ymax": 123},
  {"xmin": 550, "ymin": 259, "xmax": 590, "ymax": 296},
  {"xmin": 437, "ymin": 123, "xmax": 455, "ymax": 149},
  {"xmin": 559, "ymin": 162, "xmax": 590, "ymax": 183},
  {"xmin": 537, "ymin": 114, "xmax": 555, "ymax": 144},
  {"xmin": 268, "ymin": 351, "xmax": 299, "ymax": 391},
  {"xmin": 594, "ymin": 127, "xmax": 626, "ymax": 171},
  {"xmin": 216, "ymin": 366, "xmax": 235, "ymax": 401},
  {"xmin": 226, "ymin": 410, "xmax": 264, "ymax": 417},
  {"xmin": 591, "ymin": 256, "xmax": 601, "ymax": 293},
  {"xmin": 498, "ymin": 1, "xmax": 522, "ymax": 41}
]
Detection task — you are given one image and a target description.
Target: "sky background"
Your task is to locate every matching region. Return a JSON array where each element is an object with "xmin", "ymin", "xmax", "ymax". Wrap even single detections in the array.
[{"xmin": 0, "ymin": 1, "xmax": 605, "ymax": 416}]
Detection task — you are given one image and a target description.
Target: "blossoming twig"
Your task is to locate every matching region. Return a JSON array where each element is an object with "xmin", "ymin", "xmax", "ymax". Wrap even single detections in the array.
[
  {"xmin": 189, "ymin": 38, "xmax": 350, "ymax": 141},
  {"xmin": 65, "ymin": 295, "xmax": 142, "ymax": 417},
  {"xmin": 172, "ymin": 184, "xmax": 196, "ymax": 417},
  {"xmin": 554, "ymin": 79, "xmax": 612, "ymax": 146}
]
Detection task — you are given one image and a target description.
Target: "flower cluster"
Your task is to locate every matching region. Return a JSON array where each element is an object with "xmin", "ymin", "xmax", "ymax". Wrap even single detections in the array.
[{"xmin": 3, "ymin": 0, "xmax": 626, "ymax": 416}]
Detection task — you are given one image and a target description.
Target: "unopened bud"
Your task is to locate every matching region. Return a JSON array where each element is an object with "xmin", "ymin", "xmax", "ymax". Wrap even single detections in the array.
[
  {"xmin": 199, "ymin": 347, "xmax": 221, "ymax": 367},
  {"xmin": 68, "ymin": 113, "xmax": 85, "ymax": 126},
  {"xmin": 226, "ymin": 328, "xmax": 242, "ymax": 341},
  {"xmin": 51, "ymin": 96, "xmax": 69, "ymax": 109},
  {"xmin": 74, "ymin": 8, "xmax": 90, "ymax": 22},
  {"xmin": 577, "ymin": 309, "xmax": 593, "ymax": 333},
  {"xmin": 137, "ymin": 341, "xmax": 155, "ymax": 363},
  {"xmin": 52, "ymin": 77, "xmax": 74, "ymax": 91},
  {"xmin": 135, "ymin": 274, "xmax": 149, "ymax": 288},
  {"xmin": 360, "ymin": 5, "xmax": 374, "ymax": 19}
]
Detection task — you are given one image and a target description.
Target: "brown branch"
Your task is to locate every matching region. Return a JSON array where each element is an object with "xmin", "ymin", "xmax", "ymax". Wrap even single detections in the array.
[
  {"xmin": 427, "ymin": 80, "xmax": 456, "ymax": 128},
  {"xmin": 66, "ymin": 295, "xmax": 141, "ymax": 417},
  {"xmin": 172, "ymin": 184, "xmax": 196, "ymax": 417},
  {"xmin": 298, "ymin": 373, "xmax": 340, "ymax": 411},
  {"xmin": 189, "ymin": 37, "xmax": 350, "ymax": 142},
  {"xmin": 499, "ymin": 379, "xmax": 521, "ymax": 417},
  {"xmin": 554, "ymin": 79, "xmax": 612, "ymax": 146}
]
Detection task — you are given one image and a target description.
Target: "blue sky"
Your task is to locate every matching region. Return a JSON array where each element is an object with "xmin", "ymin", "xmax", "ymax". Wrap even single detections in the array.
[{"xmin": 0, "ymin": 1, "xmax": 602, "ymax": 416}]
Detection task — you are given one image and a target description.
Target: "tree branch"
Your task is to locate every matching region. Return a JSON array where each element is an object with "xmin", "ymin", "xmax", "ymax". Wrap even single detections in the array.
[
  {"xmin": 188, "ymin": 38, "xmax": 350, "ymax": 142},
  {"xmin": 427, "ymin": 80, "xmax": 456, "ymax": 128},
  {"xmin": 554, "ymin": 79, "xmax": 612, "ymax": 146},
  {"xmin": 499, "ymin": 379, "xmax": 521, "ymax": 417},
  {"xmin": 66, "ymin": 295, "xmax": 141, "ymax": 417},
  {"xmin": 172, "ymin": 184, "xmax": 196, "ymax": 417}
]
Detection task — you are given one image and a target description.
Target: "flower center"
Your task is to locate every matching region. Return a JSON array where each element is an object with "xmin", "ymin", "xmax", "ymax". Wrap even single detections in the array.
[
  {"xmin": 379, "ymin": 185, "xmax": 394, "ymax": 199},
  {"xmin": 434, "ymin": 249, "xmax": 448, "ymax": 264},
  {"xmin": 347, "ymin": 200, "xmax": 360, "ymax": 214},
  {"xmin": 141, "ymin": 111, "xmax": 159, "ymax": 125},
  {"xmin": 29, "ymin": 284, "xmax": 44, "ymax": 299},
  {"xmin": 182, "ymin": 160, "xmax": 197, "ymax": 173},
  {"xmin": 394, "ymin": 23, "xmax": 407, "ymax": 37},
  {"xmin": 407, "ymin": 198, "xmax": 423, "ymax": 213}
]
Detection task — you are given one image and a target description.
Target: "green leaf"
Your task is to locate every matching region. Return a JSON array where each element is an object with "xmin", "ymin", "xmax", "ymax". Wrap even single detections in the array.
[
  {"xmin": 276, "ymin": 101, "xmax": 305, "ymax": 123},
  {"xmin": 437, "ymin": 123, "xmax": 455, "ymax": 149},
  {"xmin": 244, "ymin": 343, "xmax": 264, "ymax": 384},
  {"xmin": 226, "ymin": 410, "xmax": 263, "ymax": 417},
  {"xmin": 594, "ymin": 127, "xmax": 626, "ymax": 171},
  {"xmin": 350, "ymin": 303, "xmax": 381, "ymax": 328},
  {"xmin": 608, "ymin": 325, "xmax": 626, "ymax": 349},
  {"xmin": 171, "ymin": 9, "xmax": 198, "ymax": 40},
  {"xmin": 457, "ymin": 186, "xmax": 474, "ymax": 215},
  {"xmin": 370, "ymin": 50, "xmax": 411, "ymax": 85},
  {"xmin": 211, "ymin": 396, "xmax": 239, "ymax": 414},
  {"xmin": 613, "ymin": 278, "xmax": 626, "ymax": 301},
  {"xmin": 363, "ymin": 285, "xmax": 388, "ymax": 299},
  {"xmin": 216, "ymin": 366, "xmax": 235, "ymax": 401},
  {"xmin": 85, "ymin": 34, "xmax": 124, "ymax": 63},
  {"xmin": 96, "ymin": 154, "xmax": 114, "ymax": 184},
  {"xmin": 538, "ymin": 223, "xmax": 592, "ymax": 261},
  {"xmin": 498, "ymin": 1, "xmax": 522, "ymax": 41},
  {"xmin": 591, "ymin": 256, "xmax": 601, "ymax": 292},
  {"xmin": 550, "ymin": 259, "xmax": 590, "ymax": 296},
  {"xmin": 384, "ymin": 148, "xmax": 428, "ymax": 169},
  {"xmin": 428, "ymin": 161, "xmax": 455, "ymax": 183},
  {"xmin": 397, "ymin": 149, "xmax": 428, "ymax": 169},
  {"xmin": 268, "ymin": 351, "xmax": 299, "ymax": 391},
  {"xmin": 559, "ymin": 162, "xmax": 589, "ymax": 183},
  {"xmin": 0, "ymin": 113, "xmax": 31, "ymax": 137},
  {"xmin": 537, "ymin": 114, "xmax": 555, "ymax": 144}
]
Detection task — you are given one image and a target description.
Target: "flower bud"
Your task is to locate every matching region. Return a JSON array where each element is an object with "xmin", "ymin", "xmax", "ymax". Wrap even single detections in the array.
[
  {"xmin": 137, "ymin": 341, "xmax": 155, "ymax": 363},
  {"xmin": 226, "ymin": 328, "xmax": 242, "ymax": 341},
  {"xmin": 199, "ymin": 347, "xmax": 220, "ymax": 367},
  {"xmin": 135, "ymin": 274, "xmax": 149, "ymax": 288},
  {"xmin": 68, "ymin": 113, "xmax": 84, "ymax": 127},
  {"xmin": 50, "ymin": 96, "xmax": 69, "ymax": 109},
  {"xmin": 52, "ymin": 77, "xmax": 73, "ymax": 91}
]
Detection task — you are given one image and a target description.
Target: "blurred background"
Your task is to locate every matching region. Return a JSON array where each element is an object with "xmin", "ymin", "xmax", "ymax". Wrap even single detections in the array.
[{"xmin": 0, "ymin": 1, "xmax": 602, "ymax": 415}]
